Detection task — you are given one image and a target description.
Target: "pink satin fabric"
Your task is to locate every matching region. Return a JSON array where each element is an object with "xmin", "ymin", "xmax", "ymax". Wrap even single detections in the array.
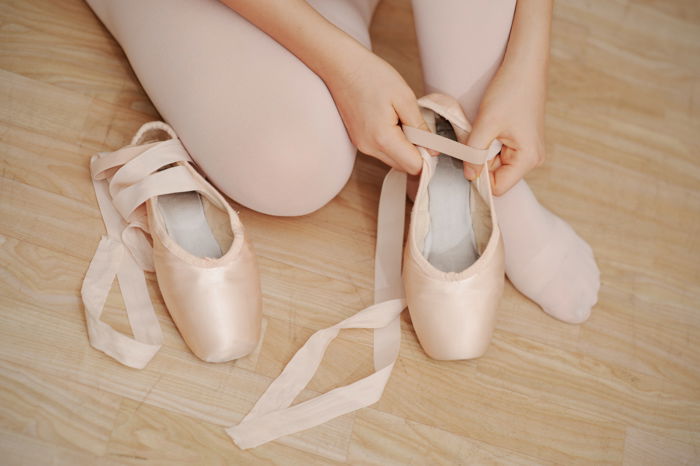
[
  {"xmin": 403, "ymin": 95, "xmax": 505, "ymax": 360},
  {"xmin": 227, "ymin": 94, "xmax": 504, "ymax": 447},
  {"xmin": 81, "ymin": 0, "xmax": 522, "ymax": 450},
  {"xmin": 82, "ymin": 122, "xmax": 262, "ymax": 367},
  {"xmin": 150, "ymin": 205, "xmax": 262, "ymax": 362},
  {"xmin": 227, "ymin": 167, "xmax": 408, "ymax": 449}
]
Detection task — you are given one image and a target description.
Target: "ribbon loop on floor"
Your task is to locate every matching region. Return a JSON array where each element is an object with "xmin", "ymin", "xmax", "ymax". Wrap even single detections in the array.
[
  {"xmin": 226, "ymin": 168, "xmax": 408, "ymax": 449},
  {"xmin": 81, "ymin": 122, "xmax": 195, "ymax": 369}
]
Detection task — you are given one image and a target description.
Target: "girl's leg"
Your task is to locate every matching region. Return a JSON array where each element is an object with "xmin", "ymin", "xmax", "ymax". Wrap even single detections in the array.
[
  {"xmin": 411, "ymin": 0, "xmax": 516, "ymax": 121},
  {"xmin": 85, "ymin": 0, "xmax": 379, "ymax": 217},
  {"xmin": 411, "ymin": 0, "xmax": 599, "ymax": 323}
]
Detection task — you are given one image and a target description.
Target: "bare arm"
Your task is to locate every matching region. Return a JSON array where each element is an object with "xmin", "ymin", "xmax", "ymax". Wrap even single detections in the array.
[
  {"xmin": 466, "ymin": 0, "xmax": 554, "ymax": 195},
  {"xmin": 503, "ymin": 0, "xmax": 552, "ymax": 79},
  {"xmin": 218, "ymin": 0, "xmax": 431, "ymax": 174},
  {"xmin": 218, "ymin": 0, "xmax": 366, "ymax": 82}
]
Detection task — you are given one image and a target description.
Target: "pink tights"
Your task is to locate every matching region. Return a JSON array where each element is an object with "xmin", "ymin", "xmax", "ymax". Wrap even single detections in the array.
[
  {"xmin": 87, "ymin": 0, "xmax": 599, "ymax": 327},
  {"xmin": 85, "ymin": 0, "xmax": 516, "ymax": 216}
]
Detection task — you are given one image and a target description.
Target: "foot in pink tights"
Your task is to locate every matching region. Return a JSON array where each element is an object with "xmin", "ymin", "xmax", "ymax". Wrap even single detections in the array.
[{"xmin": 494, "ymin": 180, "xmax": 600, "ymax": 323}]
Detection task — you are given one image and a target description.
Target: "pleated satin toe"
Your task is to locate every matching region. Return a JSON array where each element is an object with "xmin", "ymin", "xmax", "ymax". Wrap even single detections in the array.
[{"xmin": 146, "ymin": 168, "xmax": 262, "ymax": 363}]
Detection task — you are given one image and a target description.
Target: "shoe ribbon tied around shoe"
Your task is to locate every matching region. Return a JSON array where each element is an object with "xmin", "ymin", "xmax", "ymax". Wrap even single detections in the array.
[
  {"xmin": 226, "ymin": 122, "xmax": 491, "ymax": 449},
  {"xmin": 81, "ymin": 122, "xmax": 196, "ymax": 369}
]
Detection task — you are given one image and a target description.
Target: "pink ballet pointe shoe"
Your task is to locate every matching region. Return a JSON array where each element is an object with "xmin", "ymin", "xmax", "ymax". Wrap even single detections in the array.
[
  {"xmin": 81, "ymin": 121, "xmax": 262, "ymax": 367},
  {"xmin": 225, "ymin": 93, "xmax": 505, "ymax": 448},
  {"xmin": 402, "ymin": 93, "xmax": 505, "ymax": 360},
  {"xmin": 221, "ymin": 93, "xmax": 600, "ymax": 448}
]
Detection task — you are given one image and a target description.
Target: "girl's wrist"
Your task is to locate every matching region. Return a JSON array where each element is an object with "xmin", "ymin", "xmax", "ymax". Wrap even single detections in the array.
[
  {"xmin": 219, "ymin": 0, "xmax": 372, "ymax": 90},
  {"xmin": 500, "ymin": 49, "xmax": 548, "ymax": 85},
  {"xmin": 499, "ymin": 0, "xmax": 552, "ymax": 83},
  {"xmin": 313, "ymin": 38, "xmax": 374, "ymax": 88}
]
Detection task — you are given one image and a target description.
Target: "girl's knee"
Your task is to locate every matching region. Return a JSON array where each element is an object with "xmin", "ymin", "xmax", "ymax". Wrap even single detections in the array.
[
  {"xmin": 198, "ymin": 98, "xmax": 357, "ymax": 217},
  {"xmin": 235, "ymin": 135, "xmax": 357, "ymax": 217}
]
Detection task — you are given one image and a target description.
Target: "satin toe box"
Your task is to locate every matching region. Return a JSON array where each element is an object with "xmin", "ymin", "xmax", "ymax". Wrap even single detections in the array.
[
  {"xmin": 152, "ymin": 236, "xmax": 263, "ymax": 362},
  {"xmin": 403, "ymin": 238, "xmax": 505, "ymax": 360}
]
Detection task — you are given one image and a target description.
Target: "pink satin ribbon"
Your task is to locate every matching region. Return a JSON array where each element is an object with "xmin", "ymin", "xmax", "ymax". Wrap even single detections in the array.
[
  {"xmin": 82, "ymin": 121, "xmax": 489, "ymax": 446},
  {"xmin": 81, "ymin": 124, "xmax": 194, "ymax": 369},
  {"xmin": 226, "ymin": 168, "xmax": 408, "ymax": 449},
  {"xmin": 227, "ymin": 126, "xmax": 489, "ymax": 449}
]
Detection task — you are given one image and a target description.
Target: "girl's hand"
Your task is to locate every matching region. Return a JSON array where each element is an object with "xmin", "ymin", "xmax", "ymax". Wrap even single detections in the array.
[
  {"xmin": 324, "ymin": 49, "xmax": 435, "ymax": 175},
  {"xmin": 462, "ymin": 0, "xmax": 553, "ymax": 196},
  {"xmin": 464, "ymin": 59, "xmax": 547, "ymax": 196},
  {"xmin": 218, "ymin": 0, "xmax": 433, "ymax": 174}
]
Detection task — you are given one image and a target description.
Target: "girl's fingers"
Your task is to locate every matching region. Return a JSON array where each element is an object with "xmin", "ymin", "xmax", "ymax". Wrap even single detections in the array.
[
  {"xmin": 462, "ymin": 161, "xmax": 481, "ymax": 181},
  {"xmin": 378, "ymin": 125, "xmax": 423, "ymax": 174},
  {"xmin": 465, "ymin": 115, "xmax": 499, "ymax": 181},
  {"xmin": 394, "ymin": 97, "xmax": 440, "ymax": 156},
  {"xmin": 490, "ymin": 147, "xmax": 538, "ymax": 196},
  {"xmin": 486, "ymin": 153, "xmax": 502, "ymax": 189},
  {"xmin": 488, "ymin": 153, "xmax": 502, "ymax": 171},
  {"xmin": 373, "ymin": 148, "xmax": 403, "ymax": 172}
]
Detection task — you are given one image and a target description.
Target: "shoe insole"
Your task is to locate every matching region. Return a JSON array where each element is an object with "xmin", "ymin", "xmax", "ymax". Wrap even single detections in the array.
[
  {"xmin": 423, "ymin": 119, "xmax": 479, "ymax": 273},
  {"xmin": 158, "ymin": 191, "xmax": 224, "ymax": 259}
]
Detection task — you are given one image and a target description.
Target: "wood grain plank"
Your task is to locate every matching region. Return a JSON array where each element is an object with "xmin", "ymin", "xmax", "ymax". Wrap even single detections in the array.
[
  {"xmin": 0, "ymin": 358, "xmax": 121, "ymax": 457},
  {"xmin": 106, "ymin": 397, "xmax": 341, "ymax": 465},
  {"xmin": 1, "ymin": 0, "xmax": 699, "ymax": 463},
  {"xmin": 349, "ymin": 408, "xmax": 551, "ymax": 465},
  {"xmin": 623, "ymin": 427, "xmax": 700, "ymax": 466}
]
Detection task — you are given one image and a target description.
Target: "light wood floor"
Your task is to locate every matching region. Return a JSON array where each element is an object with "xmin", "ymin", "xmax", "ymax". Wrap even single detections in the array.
[{"xmin": 1, "ymin": 0, "xmax": 699, "ymax": 464}]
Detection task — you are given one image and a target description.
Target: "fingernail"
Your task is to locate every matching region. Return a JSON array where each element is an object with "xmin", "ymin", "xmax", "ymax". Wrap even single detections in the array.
[{"xmin": 464, "ymin": 166, "xmax": 476, "ymax": 180}]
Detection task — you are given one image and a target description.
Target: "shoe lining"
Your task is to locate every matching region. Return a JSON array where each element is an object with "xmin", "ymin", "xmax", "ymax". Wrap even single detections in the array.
[
  {"xmin": 158, "ymin": 191, "xmax": 232, "ymax": 259},
  {"xmin": 422, "ymin": 116, "xmax": 479, "ymax": 273}
]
